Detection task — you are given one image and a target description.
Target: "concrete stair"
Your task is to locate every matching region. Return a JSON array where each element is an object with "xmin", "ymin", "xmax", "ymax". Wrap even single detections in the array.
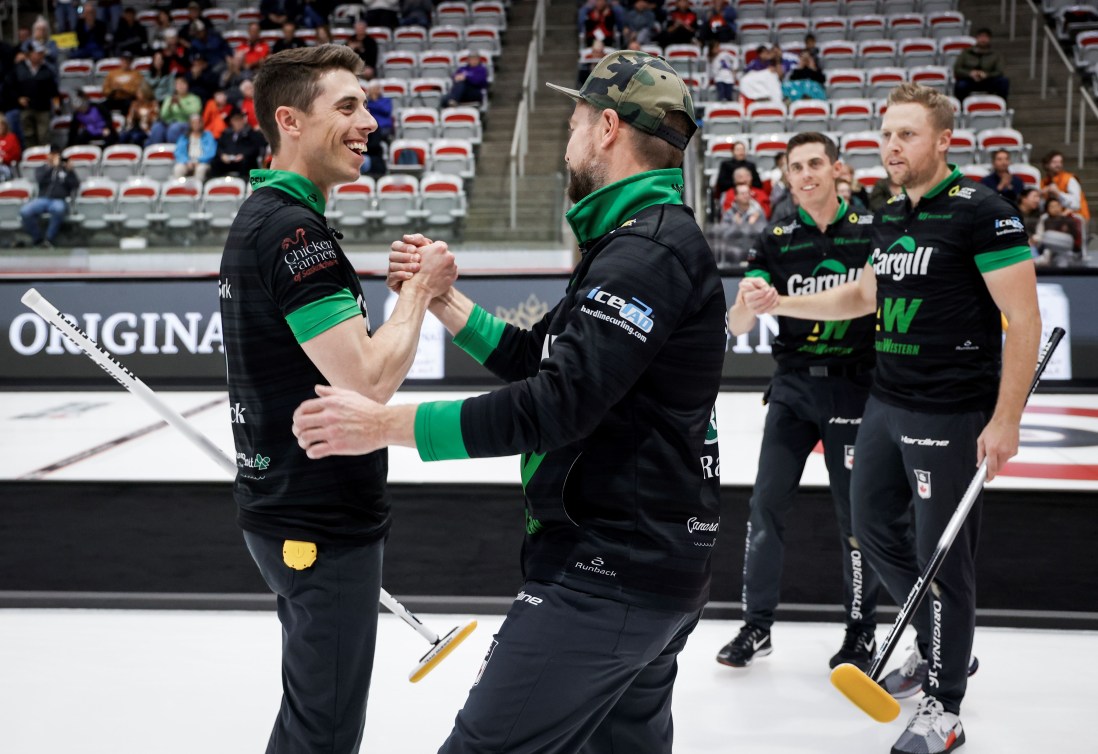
[{"xmin": 463, "ymin": 5, "xmax": 578, "ymax": 243}]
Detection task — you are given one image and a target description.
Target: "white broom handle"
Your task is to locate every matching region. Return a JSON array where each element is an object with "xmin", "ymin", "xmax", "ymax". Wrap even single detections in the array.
[{"xmin": 21, "ymin": 288, "xmax": 438, "ymax": 645}]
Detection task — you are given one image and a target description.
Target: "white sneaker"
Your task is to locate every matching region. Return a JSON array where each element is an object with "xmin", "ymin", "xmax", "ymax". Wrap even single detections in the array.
[{"xmin": 891, "ymin": 696, "xmax": 966, "ymax": 753}]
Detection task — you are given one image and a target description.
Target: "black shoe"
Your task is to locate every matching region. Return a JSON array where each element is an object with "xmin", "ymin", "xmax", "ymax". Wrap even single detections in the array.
[
  {"xmin": 37, "ymin": 239, "xmax": 54, "ymax": 249},
  {"xmin": 829, "ymin": 626, "xmax": 877, "ymax": 671},
  {"xmin": 12, "ymin": 239, "xmax": 28, "ymax": 248},
  {"xmin": 716, "ymin": 624, "xmax": 772, "ymax": 668}
]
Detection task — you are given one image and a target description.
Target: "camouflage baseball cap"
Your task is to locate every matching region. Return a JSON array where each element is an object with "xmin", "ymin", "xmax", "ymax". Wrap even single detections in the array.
[{"xmin": 547, "ymin": 51, "xmax": 697, "ymax": 150}]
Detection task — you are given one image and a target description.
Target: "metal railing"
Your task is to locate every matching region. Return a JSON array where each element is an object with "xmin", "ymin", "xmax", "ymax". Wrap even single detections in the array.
[
  {"xmin": 509, "ymin": 0, "xmax": 547, "ymax": 229},
  {"xmin": 1013, "ymin": 0, "xmax": 1098, "ymax": 169}
]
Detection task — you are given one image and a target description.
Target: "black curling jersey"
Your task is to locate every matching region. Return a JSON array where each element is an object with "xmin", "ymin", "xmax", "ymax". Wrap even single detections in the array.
[
  {"xmin": 219, "ymin": 170, "xmax": 389, "ymax": 545},
  {"xmin": 745, "ymin": 197, "xmax": 875, "ymax": 369},
  {"xmin": 869, "ymin": 167, "xmax": 1031, "ymax": 413}
]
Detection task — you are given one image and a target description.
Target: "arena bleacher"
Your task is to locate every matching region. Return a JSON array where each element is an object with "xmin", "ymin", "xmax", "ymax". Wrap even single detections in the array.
[{"xmin": 3, "ymin": 1, "xmax": 506, "ymax": 247}]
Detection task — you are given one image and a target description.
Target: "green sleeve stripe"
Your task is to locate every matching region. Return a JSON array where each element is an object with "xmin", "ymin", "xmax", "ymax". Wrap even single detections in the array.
[
  {"xmin": 452, "ymin": 304, "xmax": 507, "ymax": 365},
  {"xmin": 975, "ymin": 246, "xmax": 1032, "ymax": 273},
  {"xmin": 745, "ymin": 269, "xmax": 771, "ymax": 283},
  {"xmin": 414, "ymin": 400, "xmax": 470, "ymax": 462},
  {"xmin": 286, "ymin": 289, "xmax": 361, "ymax": 343}
]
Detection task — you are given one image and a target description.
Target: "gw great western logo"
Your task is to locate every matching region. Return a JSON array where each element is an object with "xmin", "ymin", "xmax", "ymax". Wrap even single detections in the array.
[{"xmin": 580, "ymin": 286, "xmax": 654, "ymax": 342}]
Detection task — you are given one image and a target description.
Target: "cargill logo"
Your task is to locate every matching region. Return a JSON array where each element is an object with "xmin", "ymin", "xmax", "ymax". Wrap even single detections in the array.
[{"xmin": 873, "ymin": 236, "xmax": 934, "ymax": 281}]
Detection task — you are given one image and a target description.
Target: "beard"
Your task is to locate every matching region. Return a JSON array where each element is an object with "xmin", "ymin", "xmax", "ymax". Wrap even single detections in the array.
[{"xmin": 567, "ymin": 159, "xmax": 608, "ymax": 204}]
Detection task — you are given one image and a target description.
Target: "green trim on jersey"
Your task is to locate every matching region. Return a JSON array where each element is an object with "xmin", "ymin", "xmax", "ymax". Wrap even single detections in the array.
[
  {"xmin": 453, "ymin": 304, "xmax": 507, "ymax": 365},
  {"xmin": 248, "ymin": 169, "xmax": 327, "ymax": 215},
  {"xmin": 415, "ymin": 400, "xmax": 470, "ymax": 461},
  {"xmin": 975, "ymin": 245, "xmax": 1032, "ymax": 273},
  {"xmin": 920, "ymin": 165, "xmax": 963, "ymax": 201},
  {"xmin": 745, "ymin": 268, "xmax": 771, "ymax": 283},
  {"xmin": 565, "ymin": 169, "xmax": 684, "ymax": 245},
  {"xmin": 797, "ymin": 197, "xmax": 849, "ymax": 229},
  {"xmin": 285, "ymin": 289, "xmax": 361, "ymax": 343}
]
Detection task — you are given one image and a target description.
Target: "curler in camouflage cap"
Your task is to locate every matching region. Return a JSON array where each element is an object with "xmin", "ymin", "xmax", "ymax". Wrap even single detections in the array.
[{"xmin": 547, "ymin": 50, "xmax": 698, "ymax": 150}]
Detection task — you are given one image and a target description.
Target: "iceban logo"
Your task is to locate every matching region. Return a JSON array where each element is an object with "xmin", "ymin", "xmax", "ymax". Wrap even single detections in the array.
[{"xmin": 586, "ymin": 286, "xmax": 654, "ymax": 333}]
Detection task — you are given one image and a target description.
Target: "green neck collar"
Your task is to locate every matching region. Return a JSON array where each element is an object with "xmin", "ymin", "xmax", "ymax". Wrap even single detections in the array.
[
  {"xmin": 565, "ymin": 169, "xmax": 684, "ymax": 246},
  {"xmin": 919, "ymin": 164, "xmax": 963, "ymax": 202},
  {"xmin": 249, "ymin": 169, "xmax": 326, "ymax": 215},
  {"xmin": 798, "ymin": 196, "xmax": 849, "ymax": 229}
]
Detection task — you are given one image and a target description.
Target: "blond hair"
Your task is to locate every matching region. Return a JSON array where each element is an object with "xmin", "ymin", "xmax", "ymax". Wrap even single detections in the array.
[{"xmin": 886, "ymin": 83, "xmax": 954, "ymax": 132}]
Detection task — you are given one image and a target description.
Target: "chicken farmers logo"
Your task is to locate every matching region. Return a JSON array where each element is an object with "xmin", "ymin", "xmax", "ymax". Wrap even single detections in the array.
[{"xmin": 282, "ymin": 227, "xmax": 338, "ymax": 282}]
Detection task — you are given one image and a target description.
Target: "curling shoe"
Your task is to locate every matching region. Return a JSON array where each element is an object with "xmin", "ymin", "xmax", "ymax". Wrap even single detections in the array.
[
  {"xmin": 891, "ymin": 696, "xmax": 965, "ymax": 754},
  {"xmin": 716, "ymin": 624, "xmax": 772, "ymax": 668},
  {"xmin": 880, "ymin": 647, "xmax": 980, "ymax": 699},
  {"xmin": 829, "ymin": 626, "xmax": 876, "ymax": 671}
]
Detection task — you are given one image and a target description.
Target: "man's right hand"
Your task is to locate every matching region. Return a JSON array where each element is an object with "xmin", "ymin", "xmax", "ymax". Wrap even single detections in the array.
[{"xmin": 401, "ymin": 235, "xmax": 457, "ymax": 298}]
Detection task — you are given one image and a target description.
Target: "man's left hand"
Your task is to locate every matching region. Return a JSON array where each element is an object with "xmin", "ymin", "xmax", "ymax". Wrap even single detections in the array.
[
  {"xmin": 293, "ymin": 384, "xmax": 386, "ymax": 458},
  {"xmin": 976, "ymin": 416, "xmax": 1020, "ymax": 481}
]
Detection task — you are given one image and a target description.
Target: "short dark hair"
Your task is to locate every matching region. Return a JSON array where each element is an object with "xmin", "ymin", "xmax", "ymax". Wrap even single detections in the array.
[
  {"xmin": 990, "ymin": 148, "xmax": 1010, "ymax": 161},
  {"xmin": 1041, "ymin": 149, "xmax": 1064, "ymax": 168},
  {"xmin": 630, "ymin": 110, "xmax": 694, "ymax": 170},
  {"xmin": 786, "ymin": 131, "xmax": 839, "ymax": 163},
  {"xmin": 1020, "ymin": 187, "xmax": 1040, "ymax": 202},
  {"xmin": 253, "ymin": 44, "xmax": 364, "ymax": 154},
  {"xmin": 975, "ymin": 27, "xmax": 992, "ymax": 36}
]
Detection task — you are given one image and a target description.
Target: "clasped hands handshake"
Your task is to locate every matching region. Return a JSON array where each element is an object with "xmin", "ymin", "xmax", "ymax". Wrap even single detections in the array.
[
  {"xmin": 291, "ymin": 234, "xmax": 456, "ymax": 458},
  {"xmin": 737, "ymin": 276, "xmax": 780, "ymax": 316}
]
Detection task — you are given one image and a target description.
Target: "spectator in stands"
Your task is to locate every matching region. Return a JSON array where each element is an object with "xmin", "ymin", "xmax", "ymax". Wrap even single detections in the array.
[
  {"xmin": 210, "ymin": 106, "xmax": 264, "ymax": 178},
  {"xmin": 301, "ymin": 0, "xmax": 332, "ymax": 29},
  {"xmin": 868, "ymin": 175, "xmax": 903, "ymax": 212},
  {"xmin": 112, "ymin": 7, "xmax": 149, "ymax": 59},
  {"xmin": 442, "ymin": 51, "xmax": 489, "ymax": 109},
  {"xmin": 149, "ymin": 10, "xmax": 175, "ymax": 51},
  {"xmin": 236, "ymin": 23, "xmax": 272, "ymax": 74},
  {"xmin": 120, "ymin": 86, "xmax": 159, "ymax": 146},
  {"xmin": 739, "ymin": 49, "xmax": 784, "ymax": 103},
  {"xmin": 582, "ymin": 0, "xmax": 621, "ymax": 47},
  {"xmin": 103, "ymin": 51, "xmax": 144, "ymax": 115},
  {"xmin": 838, "ymin": 163, "xmax": 871, "ymax": 210},
  {"xmin": 953, "ymin": 28, "xmax": 1009, "ymax": 102},
  {"xmin": 273, "ymin": 22, "xmax": 307, "ymax": 54},
  {"xmin": 783, "ymin": 51, "xmax": 826, "ymax": 101},
  {"xmin": 622, "ymin": 0, "xmax": 659, "ymax": 46},
  {"xmin": 22, "ymin": 17, "xmax": 60, "ymax": 68},
  {"xmin": 185, "ymin": 55, "xmax": 220, "ymax": 102},
  {"xmin": 202, "ymin": 89, "xmax": 232, "ymax": 139},
  {"xmin": 348, "ymin": 21, "xmax": 379, "ymax": 77},
  {"xmin": 708, "ymin": 43, "xmax": 737, "ymax": 102},
  {"xmin": 769, "ymin": 154, "xmax": 797, "ymax": 222},
  {"xmin": 698, "ymin": 0, "xmax": 737, "ymax": 45},
  {"xmin": 172, "ymin": 112, "xmax": 216, "ymax": 182},
  {"xmin": 365, "ymin": 0, "xmax": 401, "ymax": 30},
  {"xmin": 236, "ymin": 78, "xmax": 260, "ymax": 129},
  {"xmin": 659, "ymin": 0, "xmax": 699, "ymax": 47},
  {"xmin": 219, "ymin": 54, "xmax": 248, "ymax": 98},
  {"xmin": 188, "ymin": 20, "xmax": 234, "ymax": 74},
  {"xmin": 714, "ymin": 140, "xmax": 762, "ymax": 216},
  {"xmin": 577, "ymin": 38, "xmax": 610, "ymax": 87},
  {"xmin": 11, "ymin": 42, "xmax": 60, "ymax": 149},
  {"xmin": 145, "ymin": 50, "xmax": 176, "ymax": 103},
  {"xmin": 719, "ymin": 184, "xmax": 768, "ymax": 265},
  {"xmin": 68, "ymin": 95, "xmax": 117, "ymax": 147},
  {"xmin": 981, "ymin": 148, "xmax": 1025, "ymax": 206},
  {"xmin": 161, "ymin": 28, "xmax": 191, "ymax": 75},
  {"xmin": 17, "ymin": 145, "xmax": 79, "ymax": 249},
  {"xmin": 178, "ymin": 1, "xmax": 204, "ymax": 43},
  {"xmin": 259, "ymin": 0, "xmax": 301, "ymax": 31},
  {"xmin": 1034, "ymin": 197, "xmax": 1083, "ymax": 266},
  {"xmin": 365, "ymin": 79, "xmax": 393, "ymax": 140},
  {"xmin": 400, "ymin": 0, "xmax": 434, "ymax": 29},
  {"xmin": 315, "ymin": 25, "xmax": 333, "ymax": 46},
  {"xmin": 55, "ymin": 0, "xmax": 78, "ymax": 35},
  {"xmin": 803, "ymin": 33, "xmax": 820, "ymax": 67},
  {"xmin": 723, "ymin": 165, "xmax": 771, "ymax": 218},
  {"xmin": 1040, "ymin": 149, "xmax": 1090, "ymax": 222},
  {"xmin": 158, "ymin": 75, "xmax": 203, "ymax": 144},
  {"xmin": 97, "ymin": 0, "xmax": 122, "ymax": 34},
  {"xmin": 73, "ymin": 1, "xmax": 110, "ymax": 61},
  {"xmin": 0, "ymin": 118, "xmax": 21, "ymax": 181},
  {"xmin": 1018, "ymin": 186, "xmax": 1042, "ymax": 241}
]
